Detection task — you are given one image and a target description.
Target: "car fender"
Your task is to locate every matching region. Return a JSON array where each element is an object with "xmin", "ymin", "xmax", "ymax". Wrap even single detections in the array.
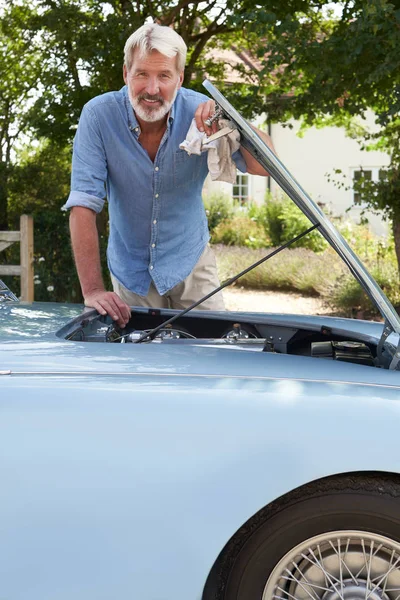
[{"xmin": 1, "ymin": 372, "xmax": 400, "ymax": 600}]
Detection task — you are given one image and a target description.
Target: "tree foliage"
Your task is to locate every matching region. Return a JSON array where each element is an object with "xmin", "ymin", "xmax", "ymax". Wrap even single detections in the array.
[
  {"xmin": 2, "ymin": 0, "xmax": 400, "ymax": 298},
  {"xmin": 248, "ymin": 0, "xmax": 400, "ymax": 268},
  {"xmin": 0, "ymin": 4, "xmax": 43, "ymax": 229},
  {"xmin": 1, "ymin": 0, "xmax": 340, "ymax": 302}
]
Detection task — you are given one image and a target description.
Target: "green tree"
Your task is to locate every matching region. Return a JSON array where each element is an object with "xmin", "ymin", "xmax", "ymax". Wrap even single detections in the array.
[
  {"xmin": 244, "ymin": 0, "xmax": 400, "ymax": 269},
  {"xmin": 7, "ymin": 0, "xmax": 381, "ymax": 301},
  {"xmin": 7, "ymin": 142, "xmax": 80, "ymax": 301},
  {"xmin": 1, "ymin": 0, "xmax": 331, "ymax": 233},
  {"xmin": 0, "ymin": 4, "xmax": 42, "ymax": 230},
  {"xmin": 0, "ymin": 0, "xmax": 335, "ymax": 291},
  {"xmin": 5, "ymin": 0, "xmax": 337, "ymax": 145}
]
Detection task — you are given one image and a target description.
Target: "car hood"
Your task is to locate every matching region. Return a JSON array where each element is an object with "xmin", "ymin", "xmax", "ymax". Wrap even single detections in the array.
[
  {"xmin": 203, "ymin": 80, "xmax": 400, "ymax": 335},
  {"xmin": 1, "ymin": 302, "xmax": 400, "ymax": 389}
]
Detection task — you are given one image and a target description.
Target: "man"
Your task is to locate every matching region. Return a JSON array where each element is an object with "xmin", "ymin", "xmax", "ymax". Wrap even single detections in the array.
[{"xmin": 65, "ymin": 23, "xmax": 272, "ymax": 328}]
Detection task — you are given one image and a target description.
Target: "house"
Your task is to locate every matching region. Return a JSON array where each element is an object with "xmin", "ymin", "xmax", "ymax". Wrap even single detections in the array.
[{"xmin": 202, "ymin": 51, "xmax": 390, "ymax": 237}]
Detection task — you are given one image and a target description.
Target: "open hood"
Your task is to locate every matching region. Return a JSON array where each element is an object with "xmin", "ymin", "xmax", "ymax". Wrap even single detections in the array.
[{"xmin": 202, "ymin": 79, "xmax": 400, "ymax": 336}]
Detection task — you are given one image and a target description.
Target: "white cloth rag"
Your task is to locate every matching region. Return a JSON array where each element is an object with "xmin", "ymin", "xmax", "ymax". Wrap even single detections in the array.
[{"xmin": 179, "ymin": 118, "xmax": 240, "ymax": 184}]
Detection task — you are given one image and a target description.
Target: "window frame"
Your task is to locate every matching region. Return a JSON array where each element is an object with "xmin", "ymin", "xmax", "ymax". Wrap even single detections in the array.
[
  {"xmin": 232, "ymin": 171, "xmax": 251, "ymax": 205},
  {"xmin": 351, "ymin": 167, "xmax": 387, "ymax": 208}
]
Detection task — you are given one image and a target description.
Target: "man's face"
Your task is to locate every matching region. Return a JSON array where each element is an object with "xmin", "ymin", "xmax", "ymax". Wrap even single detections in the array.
[{"xmin": 124, "ymin": 50, "xmax": 184, "ymax": 123}]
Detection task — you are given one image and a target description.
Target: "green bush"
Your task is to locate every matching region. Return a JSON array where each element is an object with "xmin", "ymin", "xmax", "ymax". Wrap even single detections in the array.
[
  {"xmin": 250, "ymin": 194, "xmax": 327, "ymax": 252},
  {"xmin": 279, "ymin": 201, "xmax": 328, "ymax": 252},
  {"xmin": 338, "ymin": 220, "xmax": 394, "ymax": 263},
  {"xmin": 332, "ymin": 258, "xmax": 400, "ymax": 314},
  {"xmin": 207, "ymin": 192, "xmax": 327, "ymax": 253},
  {"xmin": 203, "ymin": 192, "xmax": 235, "ymax": 235},
  {"xmin": 6, "ymin": 141, "xmax": 111, "ymax": 303},
  {"xmin": 328, "ymin": 221, "xmax": 400, "ymax": 314},
  {"xmin": 212, "ymin": 215, "xmax": 270, "ymax": 248},
  {"xmin": 214, "ymin": 238, "xmax": 400, "ymax": 318},
  {"xmin": 257, "ymin": 195, "xmax": 285, "ymax": 246}
]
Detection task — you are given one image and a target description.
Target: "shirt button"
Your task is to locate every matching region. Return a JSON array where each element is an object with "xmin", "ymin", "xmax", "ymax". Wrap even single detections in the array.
[
  {"xmin": 152, "ymin": 243, "xmax": 156, "ymax": 248},
  {"xmin": 134, "ymin": 127, "xmax": 139, "ymax": 132},
  {"xmin": 155, "ymin": 193, "xmax": 159, "ymax": 198},
  {"xmin": 155, "ymin": 167, "xmax": 159, "ymax": 171},
  {"xmin": 153, "ymin": 219, "xmax": 157, "ymax": 225},
  {"xmin": 150, "ymin": 265, "xmax": 154, "ymax": 270}
]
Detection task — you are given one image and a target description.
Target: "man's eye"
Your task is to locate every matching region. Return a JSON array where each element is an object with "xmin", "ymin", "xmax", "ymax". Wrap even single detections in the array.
[{"xmin": 160, "ymin": 74, "xmax": 170, "ymax": 79}]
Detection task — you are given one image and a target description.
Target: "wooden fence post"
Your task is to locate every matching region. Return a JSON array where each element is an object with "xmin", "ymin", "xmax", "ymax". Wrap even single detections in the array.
[{"xmin": 20, "ymin": 215, "xmax": 34, "ymax": 302}]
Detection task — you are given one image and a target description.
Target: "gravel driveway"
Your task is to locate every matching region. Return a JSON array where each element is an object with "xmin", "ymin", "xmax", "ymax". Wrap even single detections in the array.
[{"xmin": 223, "ymin": 287, "xmax": 331, "ymax": 315}]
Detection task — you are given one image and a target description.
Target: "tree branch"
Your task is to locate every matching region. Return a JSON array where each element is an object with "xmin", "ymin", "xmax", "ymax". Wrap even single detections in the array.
[
  {"xmin": 185, "ymin": 22, "xmax": 234, "ymax": 80},
  {"xmin": 160, "ymin": 0, "xmax": 203, "ymax": 26},
  {"xmin": 65, "ymin": 38, "xmax": 82, "ymax": 92}
]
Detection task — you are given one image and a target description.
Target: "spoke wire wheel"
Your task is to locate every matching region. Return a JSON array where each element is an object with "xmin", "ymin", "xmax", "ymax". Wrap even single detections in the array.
[{"xmin": 263, "ymin": 530, "xmax": 400, "ymax": 600}]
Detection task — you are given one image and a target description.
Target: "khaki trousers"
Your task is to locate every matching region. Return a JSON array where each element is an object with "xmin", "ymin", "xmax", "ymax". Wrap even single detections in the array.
[{"xmin": 111, "ymin": 245, "xmax": 225, "ymax": 311}]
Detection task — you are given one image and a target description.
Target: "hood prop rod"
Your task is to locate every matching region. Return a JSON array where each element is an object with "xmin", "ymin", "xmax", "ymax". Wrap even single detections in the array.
[{"xmin": 133, "ymin": 223, "xmax": 319, "ymax": 343}]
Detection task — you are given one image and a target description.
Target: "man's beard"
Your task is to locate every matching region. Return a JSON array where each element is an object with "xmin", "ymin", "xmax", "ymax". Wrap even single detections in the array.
[{"xmin": 129, "ymin": 85, "xmax": 179, "ymax": 123}]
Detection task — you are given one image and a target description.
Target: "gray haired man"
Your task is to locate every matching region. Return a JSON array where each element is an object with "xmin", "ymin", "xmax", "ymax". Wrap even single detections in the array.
[{"xmin": 65, "ymin": 23, "xmax": 272, "ymax": 327}]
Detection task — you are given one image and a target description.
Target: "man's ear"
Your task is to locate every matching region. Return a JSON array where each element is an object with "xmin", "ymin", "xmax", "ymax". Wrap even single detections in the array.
[
  {"xmin": 178, "ymin": 70, "xmax": 184, "ymax": 88},
  {"xmin": 123, "ymin": 64, "xmax": 128, "ymax": 84}
]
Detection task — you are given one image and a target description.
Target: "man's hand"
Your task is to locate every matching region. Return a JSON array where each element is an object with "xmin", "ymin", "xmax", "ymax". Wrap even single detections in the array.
[
  {"xmin": 194, "ymin": 100, "xmax": 275, "ymax": 176},
  {"xmin": 194, "ymin": 100, "xmax": 219, "ymax": 136},
  {"xmin": 84, "ymin": 290, "xmax": 131, "ymax": 328}
]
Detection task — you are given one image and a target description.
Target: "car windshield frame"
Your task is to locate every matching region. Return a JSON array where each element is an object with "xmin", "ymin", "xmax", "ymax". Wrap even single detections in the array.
[{"xmin": 202, "ymin": 79, "xmax": 400, "ymax": 335}]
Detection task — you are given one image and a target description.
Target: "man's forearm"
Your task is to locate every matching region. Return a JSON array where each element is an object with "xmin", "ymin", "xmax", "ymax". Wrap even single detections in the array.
[
  {"xmin": 241, "ymin": 125, "xmax": 275, "ymax": 176},
  {"xmin": 70, "ymin": 206, "xmax": 105, "ymax": 297}
]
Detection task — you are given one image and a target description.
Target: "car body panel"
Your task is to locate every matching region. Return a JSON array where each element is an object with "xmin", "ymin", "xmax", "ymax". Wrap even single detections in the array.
[
  {"xmin": 1, "ymin": 304, "xmax": 400, "ymax": 599},
  {"xmin": 1, "ymin": 303, "xmax": 399, "ymax": 385},
  {"xmin": 2, "ymin": 83, "xmax": 400, "ymax": 599}
]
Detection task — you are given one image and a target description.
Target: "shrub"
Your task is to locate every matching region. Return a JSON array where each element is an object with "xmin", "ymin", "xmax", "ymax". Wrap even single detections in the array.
[
  {"xmin": 256, "ymin": 194, "xmax": 328, "ymax": 252},
  {"xmin": 331, "ymin": 261, "xmax": 400, "ymax": 315},
  {"xmin": 328, "ymin": 221, "xmax": 400, "ymax": 314},
  {"xmin": 207, "ymin": 193, "xmax": 327, "ymax": 253},
  {"xmin": 203, "ymin": 192, "xmax": 235, "ymax": 235},
  {"xmin": 212, "ymin": 215, "xmax": 270, "ymax": 248},
  {"xmin": 7, "ymin": 141, "xmax": 111, "ymax": 303},
  {"xmin": 338, "ymin": 220, "xmax": 394, "ymax": 263},
  {"xmin": 259, "ymin": 195, "xmax": 286, "ymax": 246},
  {"xmin": 279, "ymin": 201, "xmax": 328, "ymax": 252},
  {"xmin": 214, "ymin": 244, "xmax": 344, "ymax": 295},
  {"xmin": 213, "ymin": 240, "xmax": 400, "ymax": 317}
]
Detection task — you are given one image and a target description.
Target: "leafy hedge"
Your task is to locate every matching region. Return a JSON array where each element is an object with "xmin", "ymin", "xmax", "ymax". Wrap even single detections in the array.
[{"xmin": 204, "ymin": 192, "xmax": 328, "ymax": 253}]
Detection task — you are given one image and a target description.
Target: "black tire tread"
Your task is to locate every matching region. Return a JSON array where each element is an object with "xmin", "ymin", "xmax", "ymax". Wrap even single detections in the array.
[{"xmin": 204, "ymin": 472, "xmax": 400, "ymax": 600}]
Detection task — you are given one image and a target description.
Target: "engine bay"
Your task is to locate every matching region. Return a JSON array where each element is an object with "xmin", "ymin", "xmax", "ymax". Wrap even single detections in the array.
[{"xmin": 58, "ymin": 307, "xmax": 381, "ymax": 368}]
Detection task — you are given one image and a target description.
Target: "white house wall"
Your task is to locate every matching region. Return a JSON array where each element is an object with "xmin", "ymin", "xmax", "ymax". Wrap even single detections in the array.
[
  {"xmin": 269, "ymin": 116, "xmax": 390, "ymax": 236},
  {"xmin": 204, "ymin": 113, "xmax": 390, "ymax": 237}
]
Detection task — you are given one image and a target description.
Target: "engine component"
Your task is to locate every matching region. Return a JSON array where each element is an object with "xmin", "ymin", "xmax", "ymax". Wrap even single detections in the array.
[
  {"xmin": 223, "ymin": 323, "xmax": 255, "ymax": 341},
  {"xmin": 123, "ymin": 327, "xmax": 195, "ymax": 343},
  {"xmin": 311, "ymin": 340, "xmax": 374, "ymax": 366}
]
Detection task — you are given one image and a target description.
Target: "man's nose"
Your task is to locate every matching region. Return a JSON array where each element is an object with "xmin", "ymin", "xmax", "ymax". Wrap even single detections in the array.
[{"xmin": 146, "ymin": 77, "xmax": 160, "ymax": 95}]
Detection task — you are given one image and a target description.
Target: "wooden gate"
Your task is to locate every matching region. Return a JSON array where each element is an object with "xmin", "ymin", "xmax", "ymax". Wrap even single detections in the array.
[{"xmin": 0, "ymin": 215, "xmax": 34, "ymax": 302}]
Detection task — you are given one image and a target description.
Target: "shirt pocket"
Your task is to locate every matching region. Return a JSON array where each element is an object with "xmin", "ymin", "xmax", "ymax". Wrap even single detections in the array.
[{"xmin": 174, "ymin": 149, "xmax": 202, "ymax": 188}]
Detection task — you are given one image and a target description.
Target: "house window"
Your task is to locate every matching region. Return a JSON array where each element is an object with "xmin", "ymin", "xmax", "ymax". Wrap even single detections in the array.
[
  {"xmin": 352, "ymin": 167, "xmax": 387, "ymax": 206},
  {"xmin": 233, "ymin": 172, "xmax": 249, "ymax": 204}
]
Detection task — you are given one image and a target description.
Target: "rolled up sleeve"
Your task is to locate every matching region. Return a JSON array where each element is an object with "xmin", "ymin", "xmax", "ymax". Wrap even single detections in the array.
[
  {"xmin": 232, "ymin": 149, "xmax": 247, "ymax": 173},
  {"xmin": 63, "ymin": 105, "xmax": 107, "ymax": 213}
]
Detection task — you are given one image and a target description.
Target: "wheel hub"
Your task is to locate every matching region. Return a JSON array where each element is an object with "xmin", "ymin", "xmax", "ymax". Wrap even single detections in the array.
[
  {"xmin": 263, "ymin": 531, "xmax": 400, "ymax": 600},
  {"xmin": 322, "ymin": 579, "xmax": 390, "ymax": 600}
]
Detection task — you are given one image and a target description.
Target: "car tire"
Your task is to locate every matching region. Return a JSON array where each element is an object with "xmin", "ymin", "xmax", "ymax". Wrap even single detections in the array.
[{"xmin": 207, "ymin": 474, "xmax": 400, "ymax": 600}]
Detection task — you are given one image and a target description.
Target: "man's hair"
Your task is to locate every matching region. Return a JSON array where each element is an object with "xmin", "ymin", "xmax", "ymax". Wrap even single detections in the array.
[{"xmin": 124, "ymin": 23, "xmax": 187, "ymax": 72}]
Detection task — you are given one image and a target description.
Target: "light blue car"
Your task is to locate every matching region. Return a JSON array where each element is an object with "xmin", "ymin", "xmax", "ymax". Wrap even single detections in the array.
[{"xmin": 1, "ymin": 82, "xmax": 400, "ymax": 600}]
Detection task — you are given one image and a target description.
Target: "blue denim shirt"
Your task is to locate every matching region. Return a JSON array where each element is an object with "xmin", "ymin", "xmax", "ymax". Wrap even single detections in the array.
[{"xmin": 65, "ymin": 86, "xmax": 246, "ymax": 295}]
